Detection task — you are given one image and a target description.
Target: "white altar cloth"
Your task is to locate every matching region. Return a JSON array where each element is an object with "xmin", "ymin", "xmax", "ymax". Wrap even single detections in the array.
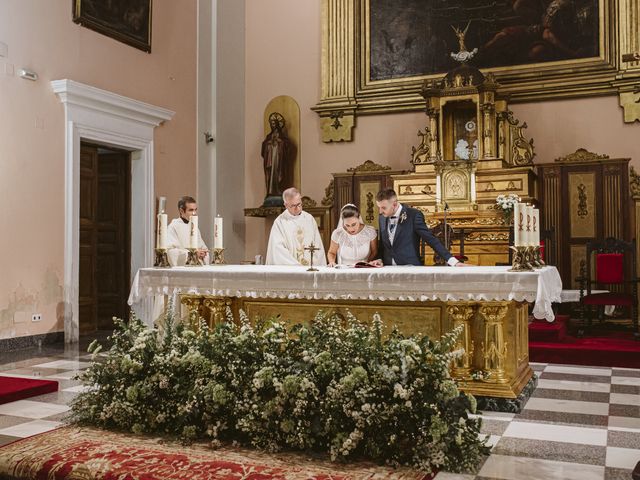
[{"xmin": 129, "ymin": 265, "xmax": 563, "ymax": 322}]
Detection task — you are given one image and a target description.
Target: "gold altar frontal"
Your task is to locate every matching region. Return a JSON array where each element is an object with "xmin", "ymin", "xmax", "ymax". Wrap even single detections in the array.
[{"xmin": 180, "ymin": 295, "xmax": 532, "ymax": 400}]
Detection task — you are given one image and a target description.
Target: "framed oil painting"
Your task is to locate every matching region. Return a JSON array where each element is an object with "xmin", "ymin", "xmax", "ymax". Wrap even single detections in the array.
[
  {"xmin": 313, "ymin": 0, "xmax": 640, "ymax": 140},
  {"xmin": 368, "ymin": 0, "xmax": 599, "ymax": 82},
  {"xmin": 73, "ymin": 0, "xmax": 152, "ymax": 53}
]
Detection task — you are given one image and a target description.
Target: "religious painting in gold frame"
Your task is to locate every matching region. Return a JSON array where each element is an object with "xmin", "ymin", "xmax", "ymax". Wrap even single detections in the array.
[{"xmin": 312, "ymin": 0, "xmax": 640, "ymax": 140}]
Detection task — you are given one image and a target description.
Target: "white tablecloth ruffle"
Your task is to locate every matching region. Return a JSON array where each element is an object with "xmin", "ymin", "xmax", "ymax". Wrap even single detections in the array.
[{"xmin": 128, "ymin": 265, "xmax": 563, "ymax": 322}]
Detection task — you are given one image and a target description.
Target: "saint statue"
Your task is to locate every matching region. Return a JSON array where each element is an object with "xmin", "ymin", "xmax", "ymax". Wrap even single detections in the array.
[{"xmin": 261, "ymin": 112, "xmax": 293, "ymax": 206}]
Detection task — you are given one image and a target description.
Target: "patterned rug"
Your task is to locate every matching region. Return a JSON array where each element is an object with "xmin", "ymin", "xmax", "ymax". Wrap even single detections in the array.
[{"xmin": 0, "ymin": 426, "xmax": 432, "ymax": 479}]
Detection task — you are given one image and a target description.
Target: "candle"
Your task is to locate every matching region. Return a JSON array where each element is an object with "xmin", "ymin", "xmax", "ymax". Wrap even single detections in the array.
[
  {"xmin": 513, "ymin": 203, "xmax": 524, "ymax": 247},
  {"xmin": 525, "ymin": 204, "xmax": 533, "ymax": 246},
  {"xmin": 533, "ymin": 208, "xmax": 540, "ymax": 246},
  {"xmin": 157, "ymin": 213, "xmax": 167, "ymax": 249},
  {"xmin": 214, "ymin": 215, "xmax": 223, "ymax": 249},
  {"xmin": 158, "ymin": 196, "xmax": 166, "ymax": 214},
  {"xmin": 189, "ymin": 215, "xmax": 199, "ymax": 249}
]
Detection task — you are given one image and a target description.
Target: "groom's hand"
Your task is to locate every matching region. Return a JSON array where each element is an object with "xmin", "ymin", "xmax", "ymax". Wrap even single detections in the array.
[{"xmin": 369, "ymin": 259, "xmax": 383, "ymax": 267}]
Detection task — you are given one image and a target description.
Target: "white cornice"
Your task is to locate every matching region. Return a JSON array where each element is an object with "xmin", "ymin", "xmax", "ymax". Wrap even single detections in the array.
[{"xmin": 51, "ymin": 79, "xmax": 175, "ymax": 126}]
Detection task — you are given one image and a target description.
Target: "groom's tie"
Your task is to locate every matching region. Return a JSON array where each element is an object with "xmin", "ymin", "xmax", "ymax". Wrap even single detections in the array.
[{"xmin": 388, "ymin": 216, "xmax": 398, "ymax": 244}]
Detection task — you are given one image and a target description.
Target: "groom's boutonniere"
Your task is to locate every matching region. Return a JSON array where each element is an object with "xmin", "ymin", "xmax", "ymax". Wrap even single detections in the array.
[{"xmin": 399, "ymin": 212, "xmax": 408, "ymax": 224}]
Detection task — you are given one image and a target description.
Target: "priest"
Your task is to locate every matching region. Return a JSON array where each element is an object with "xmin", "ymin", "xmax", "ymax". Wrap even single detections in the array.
[
  {"xmin": 167, "ymin": 196, "xmax": 209, "ymax": 266},
  {"xmin": 266, "ymin": 188, "xmax": 327, "ymax": 266}
]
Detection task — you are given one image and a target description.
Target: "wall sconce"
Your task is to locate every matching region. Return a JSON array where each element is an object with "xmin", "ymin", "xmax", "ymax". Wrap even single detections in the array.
[
  {"xmin": 203, "ymin": 132, "xmax": 214, "ymax": 144},
  {"xmin": 18, "ymin": 68, "xmax": 38, "ymax": 81}
]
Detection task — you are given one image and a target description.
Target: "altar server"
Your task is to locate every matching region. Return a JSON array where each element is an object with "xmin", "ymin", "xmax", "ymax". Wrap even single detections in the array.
[
  {"xmin": 372, "ymin": 189, "xmax": 464, "ymax": 267},
  {"xmin": 167, "ymin": 196, "xmax": 209, "ymax": 266},
  {"xmin": 266, "ymin": 188, "xmax": 327, "ymax": 266}
]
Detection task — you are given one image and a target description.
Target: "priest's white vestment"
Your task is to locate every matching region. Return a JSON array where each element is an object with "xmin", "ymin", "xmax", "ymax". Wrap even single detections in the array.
[
  {"xmin": 167, "ymin": 218, "xmax": 209, "ymax": 266},
  {"xmin": 266, "ymin": 210, "xmax": 327, "ymax": 266}
]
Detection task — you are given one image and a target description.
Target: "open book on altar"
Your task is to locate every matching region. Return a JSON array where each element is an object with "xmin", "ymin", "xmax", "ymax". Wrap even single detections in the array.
[{"xmin": 334, "ymin": 262, "xmax": 382, "ymax": 269}]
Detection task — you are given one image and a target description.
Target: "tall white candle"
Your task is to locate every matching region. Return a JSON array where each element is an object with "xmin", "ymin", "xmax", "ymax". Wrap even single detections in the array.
[
  {"xmin": 189, "ymin": 215, "xmax": 199, "ymax": 249},
  {"xmin": 513, "ymin": 203, "xmax": 524, "ymax": 247},
  {"xmin": 525, "ymin": 204, "xmax": 533, "ymax": 246},
  {"xmin": 533, "ymin": 208, "xmax": 540, "ymax": 246},
  {"xmin": 158, "ymin": 196, "xmax": 166, "ymax": 214},
  {"xmin": 214, "ymin": 215, "xmax": 223, "ymax": 249},
  {"xmin": 157, "ymin": 213, "xmax": 167, "ymax": 249}
]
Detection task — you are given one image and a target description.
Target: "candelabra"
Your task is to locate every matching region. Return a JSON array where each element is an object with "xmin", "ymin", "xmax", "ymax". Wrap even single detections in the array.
[
  {"xmin": 508, "ymin": 246, "xmax": 534, "ymax": 272},
  {"xmin": 154, "ymin": 248, "xmax": 170, "ymax": 268},
  {"xmin": 186, "ymin": 248, "xmax": 202, "ymax": 266},
  {"xmin": 211, "ymin": 248, "xmax": 225, "ymax": 265}
]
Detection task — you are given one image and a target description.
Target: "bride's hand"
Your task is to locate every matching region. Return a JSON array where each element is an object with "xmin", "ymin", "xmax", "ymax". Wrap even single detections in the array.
[{"xmin": 328, "ymin": 262, "xmax": 337, "ymax": 267}]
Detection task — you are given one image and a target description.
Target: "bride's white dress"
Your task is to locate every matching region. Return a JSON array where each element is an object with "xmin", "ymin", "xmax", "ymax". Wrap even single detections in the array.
[{"xmin": 331, "ymin": 225, "xmax": 377, "ymax": 265}]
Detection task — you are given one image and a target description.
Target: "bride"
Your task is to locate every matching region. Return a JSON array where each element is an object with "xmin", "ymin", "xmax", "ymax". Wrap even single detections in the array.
[{"xmin": 327, "ymin": 204, "xmax": 378, "ymax": 266}]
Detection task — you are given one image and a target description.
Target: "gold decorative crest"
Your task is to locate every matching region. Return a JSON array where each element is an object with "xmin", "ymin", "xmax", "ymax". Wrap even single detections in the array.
[{"xmin": 555, "ymin": 148, "xmax": 610, "ymax": 163}]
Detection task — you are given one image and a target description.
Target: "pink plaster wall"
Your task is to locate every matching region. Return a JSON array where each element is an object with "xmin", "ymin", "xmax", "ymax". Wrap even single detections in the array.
[
  {"xmin": 0, "ymin": 0, "xmax": 197, "ymax": 338},
  {"xmin": 244, "ymin": 0, "xmax": 640, "ymax": 259}
]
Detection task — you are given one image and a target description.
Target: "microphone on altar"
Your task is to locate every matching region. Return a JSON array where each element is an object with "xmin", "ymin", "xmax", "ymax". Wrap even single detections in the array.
[
  {"xmin": 417, "ymin": 187, "xmax": 468, "ymax": 263},
  {"xmin": 419, "ymin": 187, "xmax": 451, "ymax": 249}
]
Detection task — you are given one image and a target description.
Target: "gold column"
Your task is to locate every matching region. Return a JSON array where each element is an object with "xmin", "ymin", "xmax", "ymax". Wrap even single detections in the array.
[
  {"xmin": 203, "ymin": 297, "xmax": 233, "ymax": 326},
  {"xmin": 481, "ymin": 103, "xmax": 495, "ymax": 159},
  {"xmin": 447, "ymin": 304, "xmax": 476, "ymax": 379},
  {"xmin": 427, "ymin": 107, "xmax": 440, "ymax": 160},
  {"xmin": 479, "ymin": 304, "xmax": 509, "ymax": 384}
]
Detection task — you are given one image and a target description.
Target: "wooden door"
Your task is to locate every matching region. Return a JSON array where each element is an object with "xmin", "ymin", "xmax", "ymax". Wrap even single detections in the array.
[{"xmin": 79, "ymin": 144, "xmax": 131, "ymax": 333}]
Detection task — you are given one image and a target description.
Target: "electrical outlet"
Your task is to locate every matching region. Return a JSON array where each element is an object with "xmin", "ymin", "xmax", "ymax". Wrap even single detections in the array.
[{"xmin": 31, "ymin": 313, "xmax": 42, "ymax": 322}]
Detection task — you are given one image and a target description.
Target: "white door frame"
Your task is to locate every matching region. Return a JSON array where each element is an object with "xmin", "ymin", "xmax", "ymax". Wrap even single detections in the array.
[{"xmin": 51, "ymin": 80, "xmax": 174, "ymax": 343}]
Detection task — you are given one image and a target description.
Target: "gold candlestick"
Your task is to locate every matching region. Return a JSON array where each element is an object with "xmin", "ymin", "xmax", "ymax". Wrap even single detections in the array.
[
  {"xmin": 528, "ymin": 246, "xmax": 542, "ymax": 269},
  {"xmin": 304, "ymin": 243, "xmax": 320, "ymax": 272},
  {"xmin": 212, "ymin": 248, "xmax": 225, "ymax": 265},
  {"xmin": 154, "ymin": 248, "xmax": 170, "ymax": 268},
  {"xmin": 508, "ymin": 246, "xmax": 534, "ymax": 272},
  {"xmin": 534, "ymin": 245, "xmax": 546, "ymax": 267},
  {"xmin": 186, "ymin": 248, "xmax": 202, "ymax": 266}
]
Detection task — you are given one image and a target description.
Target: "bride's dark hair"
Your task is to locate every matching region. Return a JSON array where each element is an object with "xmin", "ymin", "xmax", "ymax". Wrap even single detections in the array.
[{"xmin": 341, "ymin": 204, "xmax": 360, "ymax": 219}]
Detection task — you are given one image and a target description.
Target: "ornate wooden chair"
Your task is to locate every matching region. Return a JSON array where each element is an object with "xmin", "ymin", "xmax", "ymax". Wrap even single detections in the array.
[{"xmin": 577, "ymin": 237, "xmax": 639, "ymax": 339}]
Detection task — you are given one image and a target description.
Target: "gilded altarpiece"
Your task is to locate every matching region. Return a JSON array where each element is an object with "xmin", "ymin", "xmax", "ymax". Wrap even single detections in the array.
[{"xmin": 392, "ymin": 67, "xmax": 537, "ymax": 266}]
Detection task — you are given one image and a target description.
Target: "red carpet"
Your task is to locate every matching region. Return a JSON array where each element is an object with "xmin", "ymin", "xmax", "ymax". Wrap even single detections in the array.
[
  {"xmin": 0, "ymin": 427, "xmax": 433, "ymax": 480},
  {"xmin": 0, "ymin": 376, "xmax": 58, "ymax": 405},
  {"xmin": 529, "ymin": 315, "xmax": 640, "ymax": 368}
]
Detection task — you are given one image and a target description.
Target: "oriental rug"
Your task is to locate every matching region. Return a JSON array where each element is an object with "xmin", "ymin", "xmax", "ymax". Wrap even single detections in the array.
[
  {"xmin": 0, "ymin": 426, "xmax": 432, "ymax": 480},
  {"xmin": 0, "ymin": 377, "xmax": 58, "ymax": 405}
]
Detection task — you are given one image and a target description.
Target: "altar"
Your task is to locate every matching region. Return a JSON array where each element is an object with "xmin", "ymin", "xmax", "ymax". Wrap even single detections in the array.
[{"xmin": 129, "ymin": 265, "xmax": 562, "ymax": 404}]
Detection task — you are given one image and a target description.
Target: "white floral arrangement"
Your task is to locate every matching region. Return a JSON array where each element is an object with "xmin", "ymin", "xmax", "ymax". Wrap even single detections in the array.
[
  {"xmin": 495, "ymin": 193, "xmax": 521, "ymax": 222},
  {"xmin": 71, "ymin": 310, "xmax": 489, "ymax": 475}
]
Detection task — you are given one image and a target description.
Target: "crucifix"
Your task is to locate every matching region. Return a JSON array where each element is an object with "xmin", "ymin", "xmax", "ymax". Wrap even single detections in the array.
[{"xmin": 304, "ymin": 243, "xmax": 320, "ymax": 272}]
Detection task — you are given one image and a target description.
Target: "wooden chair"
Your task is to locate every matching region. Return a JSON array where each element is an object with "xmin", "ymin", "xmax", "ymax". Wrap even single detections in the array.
[{"xmin": 577, "ymin": 237, "xmax": 639, "ymax": 339}]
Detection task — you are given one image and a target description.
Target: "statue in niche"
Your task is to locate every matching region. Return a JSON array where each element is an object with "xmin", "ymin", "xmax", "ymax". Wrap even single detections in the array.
[{"xmin": 261, "ymin": 112, "xmax": 294, "ymax": 205}]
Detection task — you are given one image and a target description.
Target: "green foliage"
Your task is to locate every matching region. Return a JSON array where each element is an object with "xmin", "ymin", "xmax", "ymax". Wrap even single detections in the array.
[{"xmin": 70, "ymin": 310, "xmax": 489, "ymax": 474}]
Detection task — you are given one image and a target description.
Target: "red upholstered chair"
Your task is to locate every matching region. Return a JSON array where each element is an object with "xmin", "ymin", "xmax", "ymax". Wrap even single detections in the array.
[{"xmin": 578, "ymin": 237, "xmax": 639, "ymax": 339}]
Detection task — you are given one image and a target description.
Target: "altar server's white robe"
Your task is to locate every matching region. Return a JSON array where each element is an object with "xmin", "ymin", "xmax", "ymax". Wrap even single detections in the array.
[
  {"xmin": 166, "ymin": 218, "xmax": 209, "ymax": 266},
  {"xmin": 266, "ymin": 210, "xmax": 327, "ymax": 266}
]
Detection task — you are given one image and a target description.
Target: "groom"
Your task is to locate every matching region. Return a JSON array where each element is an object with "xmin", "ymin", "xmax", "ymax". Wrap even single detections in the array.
[{"xmin": 372, "ymin": 189, "xmax": 464, "ymax": 267}]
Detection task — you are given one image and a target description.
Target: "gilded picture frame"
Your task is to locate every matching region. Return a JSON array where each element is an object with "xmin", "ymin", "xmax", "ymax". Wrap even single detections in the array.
[
  {"xmin": 73, "ymin": 0, "xmax": 152, "ymax": 53},
  {"xmin": 313, "ymin": 0, "xmax": 640, "ymax": 141}
]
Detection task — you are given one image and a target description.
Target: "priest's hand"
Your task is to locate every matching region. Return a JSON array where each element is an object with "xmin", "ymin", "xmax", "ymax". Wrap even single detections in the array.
[
  {"xmin": 454, "ymin": 262, "xmax": 473, "ymax": 267},
  {"xmin": 197, "ymin": 248, "xmax": 208, "ymax": 259}
]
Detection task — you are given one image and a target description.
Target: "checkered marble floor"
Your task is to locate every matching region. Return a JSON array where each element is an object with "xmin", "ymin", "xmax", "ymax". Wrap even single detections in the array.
[{"xmin": 0, "ymin": 351, "xmax": 638, "ymax": 479}]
